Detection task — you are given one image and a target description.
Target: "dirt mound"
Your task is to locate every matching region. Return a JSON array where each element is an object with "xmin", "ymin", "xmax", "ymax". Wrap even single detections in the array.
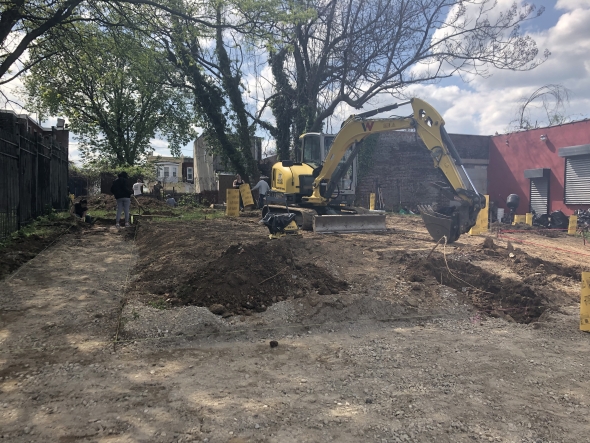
[
  {"xmin": 85, "ymin": 194, "xmax": 173, "ymax": 214},
  {"xmin": 471, "ymin": 241, "xmax": 581, "ymax": 280},
  {"xmin": 169, "ymin": 239, "xmax": 347, "ymax": 316},
  {"xmin": 508, "ymin": 251, "xmax": 581, "ymax": 279},
  {"xmin": 86, "ymin": 194, "xmax": 117, "ymax": 210}
]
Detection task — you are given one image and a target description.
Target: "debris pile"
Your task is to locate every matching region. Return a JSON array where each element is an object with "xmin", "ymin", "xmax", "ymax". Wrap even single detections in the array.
[
  {"xmin": 85, "ymin": 194, "xmax": 175, "ymax": 215},
  {"xmin": 85, "ymin": 194, "xmax": 171, "ymax": 211}
]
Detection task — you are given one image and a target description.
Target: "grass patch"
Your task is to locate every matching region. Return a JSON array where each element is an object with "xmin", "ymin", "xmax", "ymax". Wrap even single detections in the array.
[
  {"xmin": 175, "ymin": 208, "xmax": 225, "ymax": 221},
  {"xmin": 88, "ymin": 209, "xmax": 112, "ymax": 218},
  {"xmin": 90, "ymin": 206, "xmax": 225, "ymax": 223},
  {"xmin": 140, "ymin": 207, "xmax": 225, "ymax": 223},
  {"xmin": 147, "ymin": 299, "xmax": 168, "ymax": 310},
  {"xmin": 0, "ymin": 211, "xmax": 76, "ymax": 280},
  {"xmin": 0, "ymin": 212, "xmax": 73, "ymax": 249}
]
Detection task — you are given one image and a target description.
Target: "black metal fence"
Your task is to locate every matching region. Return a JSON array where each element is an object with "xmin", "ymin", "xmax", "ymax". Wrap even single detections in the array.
[{"xmin": 0, "ymin": 113, "xmax": 69, "ymax": 240}]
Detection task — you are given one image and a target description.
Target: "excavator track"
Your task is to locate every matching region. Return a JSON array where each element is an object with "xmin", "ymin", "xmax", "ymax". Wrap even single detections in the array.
[{"xmin": 262, "ymin": 205, "xmax": 387, "ymax": 233}]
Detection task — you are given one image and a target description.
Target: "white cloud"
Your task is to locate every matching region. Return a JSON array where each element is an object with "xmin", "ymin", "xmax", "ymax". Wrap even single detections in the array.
[
  {"xmin": 311, "ymin": 1, "xmax": 590, "ymax": 137},
  {"xmin": 556, "ymin": 0, "xmax": 590, "ymax": 10},
  {"xmin": 352, "ymin": 0, "xmax": 590, "ymax": 136}
]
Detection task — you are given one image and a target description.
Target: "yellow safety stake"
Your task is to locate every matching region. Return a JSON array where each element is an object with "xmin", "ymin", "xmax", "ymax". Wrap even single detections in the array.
[
  {"xmin": 369, "ymin": 193, "xmax": 375, "ymax": 210},
  {"xmin": 239, "ymin": 183, "xmax": 255, "ymax": 208},
  {"xmin": 512, "ymin": 215, "xmax": 526, "ymax": 225},
  {"xmin": 580, "ymin": 272, "xmax": 590, "ymax": 332},
  {"xmin": 526, "ymin": 213, "xmax": 533, "ymax": 226},
  {"xmin": 469, "ymin": 195, "xmax": 489, "ymax": 235},
  {"xmin": 226, "ymin": 189, "xmax": 240, "ymax": 217},
  {"xmin": 568, "ymin": 215, "xmax": 578, "ymax": 235}
]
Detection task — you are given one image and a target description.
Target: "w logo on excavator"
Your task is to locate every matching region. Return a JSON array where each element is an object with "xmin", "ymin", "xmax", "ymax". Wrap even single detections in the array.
[{"xmin": 361, "ymin": 121, "xmax": 374, "ymax": 132}]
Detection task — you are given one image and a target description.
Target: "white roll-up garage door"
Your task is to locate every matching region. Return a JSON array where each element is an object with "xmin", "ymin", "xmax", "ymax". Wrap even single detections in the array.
[
  {"xmin": 530, "ymin": 177, "xmax": 549, "ymax": 215},
  {"xmin": 565, "ymin": 154, "xmax": 590, "ymax": 204}
]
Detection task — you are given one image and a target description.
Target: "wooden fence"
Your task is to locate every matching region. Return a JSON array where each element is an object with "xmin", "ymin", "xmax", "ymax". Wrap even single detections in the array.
[{"xmin": 0, "ymin": 113, "xmax": 69, "ymax": 240}]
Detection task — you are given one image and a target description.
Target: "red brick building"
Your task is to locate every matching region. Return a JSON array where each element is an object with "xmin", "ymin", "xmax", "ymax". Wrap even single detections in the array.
[{"xmin": 488, "ymin": 120, "xmax": 590, "ymax": 216}]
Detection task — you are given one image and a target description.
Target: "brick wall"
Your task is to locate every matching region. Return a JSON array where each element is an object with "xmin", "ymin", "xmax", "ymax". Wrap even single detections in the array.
[
  {"xmin": 447, "ymin": 133, "xmax": 489, "ymax": 160},
  {"xmin": 356, "ymin": 131, "xmax": 490, "ymax": 210}
]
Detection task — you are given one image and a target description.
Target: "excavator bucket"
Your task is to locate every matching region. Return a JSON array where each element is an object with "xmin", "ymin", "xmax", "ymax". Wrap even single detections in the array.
[
  {"xmin": 313, "ymin": 214, "xmax": 387, "ymax": 234},
  {"xmin": 418, "ymin": 205, "xmax": 460, "ymax": 243}
]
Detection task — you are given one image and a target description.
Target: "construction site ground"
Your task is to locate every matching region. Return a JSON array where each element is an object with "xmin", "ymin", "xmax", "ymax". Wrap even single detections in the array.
[{"xmin": 1, "ymin": 212, "xmax": 590, "ymax": 443}]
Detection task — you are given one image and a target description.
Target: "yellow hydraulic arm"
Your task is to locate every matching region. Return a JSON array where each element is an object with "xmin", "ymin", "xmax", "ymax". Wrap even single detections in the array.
[{"xmin": 304, "ymin": 98, "xmax": 472, "ymax": 204}]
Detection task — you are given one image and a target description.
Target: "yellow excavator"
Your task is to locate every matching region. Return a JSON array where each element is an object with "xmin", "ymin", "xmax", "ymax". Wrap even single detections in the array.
[{"xmin": 263, "ymin": 98, "xmax": 485, "ymax": 243}]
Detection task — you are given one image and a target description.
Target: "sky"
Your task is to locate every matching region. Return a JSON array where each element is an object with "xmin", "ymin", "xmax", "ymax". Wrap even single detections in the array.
[
  {"xmin": 250, "ymin": 0, "xmax": 590, "ymax": 152},
  {"xmin": 397, "ymin": 0, "xmax": 590, "ymax": 136},
  {"xmin": 2, "ymin": 0, "xmax": 589, "ymax": 163}
]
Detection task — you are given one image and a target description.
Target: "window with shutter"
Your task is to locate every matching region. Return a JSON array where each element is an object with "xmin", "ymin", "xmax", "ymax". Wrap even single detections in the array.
[{"xmin": 564, "ymin": 154, "xmax": 590, "ymax": 204}]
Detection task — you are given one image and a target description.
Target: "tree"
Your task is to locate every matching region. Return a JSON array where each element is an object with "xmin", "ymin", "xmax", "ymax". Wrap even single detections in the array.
[
  {"xmin": 0, "ymin": 0, "xmax": 85, "ymax": 85},
  {"xmin": 254, "ymin": 0, "xmax": 548, "ymax": 158},
  {"xmin": 24, "ymin": 19, "xmax": 196, "ymax": 166},
  {"xmin": 151, "ymin": 1, "xmax": 280, "ymax": 180},
  {"xmin": 0, "ymin": 0, "xmax": 228, "ymax": 88}
]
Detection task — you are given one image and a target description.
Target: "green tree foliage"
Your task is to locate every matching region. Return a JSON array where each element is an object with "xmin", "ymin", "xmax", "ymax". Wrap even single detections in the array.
[
  {"xmin": 0, "ymin": 0, "xmax": 214, "ymax": 86},
  {"xmin": 0, "ymin": 0, "xmax": 85, "ymax": 84},
  {"xmin": 155, "ymin": 1, "xmax": 284, "ymax": 181},
  {"xmin": 24, "ymin": 18, "xmax": 196, "ymax": 166}
]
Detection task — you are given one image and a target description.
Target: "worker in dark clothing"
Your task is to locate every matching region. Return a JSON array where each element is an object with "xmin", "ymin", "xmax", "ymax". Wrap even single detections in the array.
[
  {"xmin": 233, "ymin": 173, "xmax": 245, "ymax": 210},
  {"xmin": 153, "ymin": 181, "xmax": 163, "ymax": 200},
  {"xmin": 72, "ymin": 198, "xmax": 93, "ymax": 223},
  {"xmin": 110, "ymin": 171, "xmax": 132, "ymax": 228}
]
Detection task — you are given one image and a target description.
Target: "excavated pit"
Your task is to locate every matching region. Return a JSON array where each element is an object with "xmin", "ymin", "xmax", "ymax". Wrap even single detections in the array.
[{"xmin": 403, "ymin": 244, "xmax": 581, "ymax": 323}]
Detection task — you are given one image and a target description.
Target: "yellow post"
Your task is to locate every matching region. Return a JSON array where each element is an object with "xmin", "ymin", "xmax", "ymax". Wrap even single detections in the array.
[
  {"xmin": 512, "ymin": 215, "xmax": 526, "ymax": 225},
  {"xmin": 526, "ymin": 213, "xmax": 533, "ymax": 226},
  {"xmin": 568, "ymin": 215, "xmax": 578, "ymax": 235},
  {"xmin": 369, "ymin": 193, "xmax": 376, "ymax": 210},
  {"xmin": 580, "ymin": 272, "xmax": 590, "ymax": 332},
  {"xmin": 239, "ymin": 183, "xmax": 255, "ymax": 208},
  {"xmin": 226, "ymin": 189, "xmax": 240, "ymax": 217},
  {"xmin": 469, "ymin": 195, "xmax": 490, "ymax": 235}
]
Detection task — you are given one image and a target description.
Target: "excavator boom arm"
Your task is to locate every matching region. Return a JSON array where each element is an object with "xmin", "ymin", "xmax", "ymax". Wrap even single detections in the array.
[{"xmin": 309, "ymin": 98, "xmax": 469, "ymax": 200}]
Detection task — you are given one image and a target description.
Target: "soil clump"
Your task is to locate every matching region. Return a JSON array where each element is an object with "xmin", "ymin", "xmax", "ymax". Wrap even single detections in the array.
[{"xmin": 172, "ymin": 240, "xmax": 347, "ymax": 316}]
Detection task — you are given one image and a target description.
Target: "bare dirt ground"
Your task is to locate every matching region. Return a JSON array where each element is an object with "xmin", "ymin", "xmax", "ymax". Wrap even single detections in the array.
[{"xmin": 1, "ymin": 214, "xmax": 590, "ymax": 443}]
